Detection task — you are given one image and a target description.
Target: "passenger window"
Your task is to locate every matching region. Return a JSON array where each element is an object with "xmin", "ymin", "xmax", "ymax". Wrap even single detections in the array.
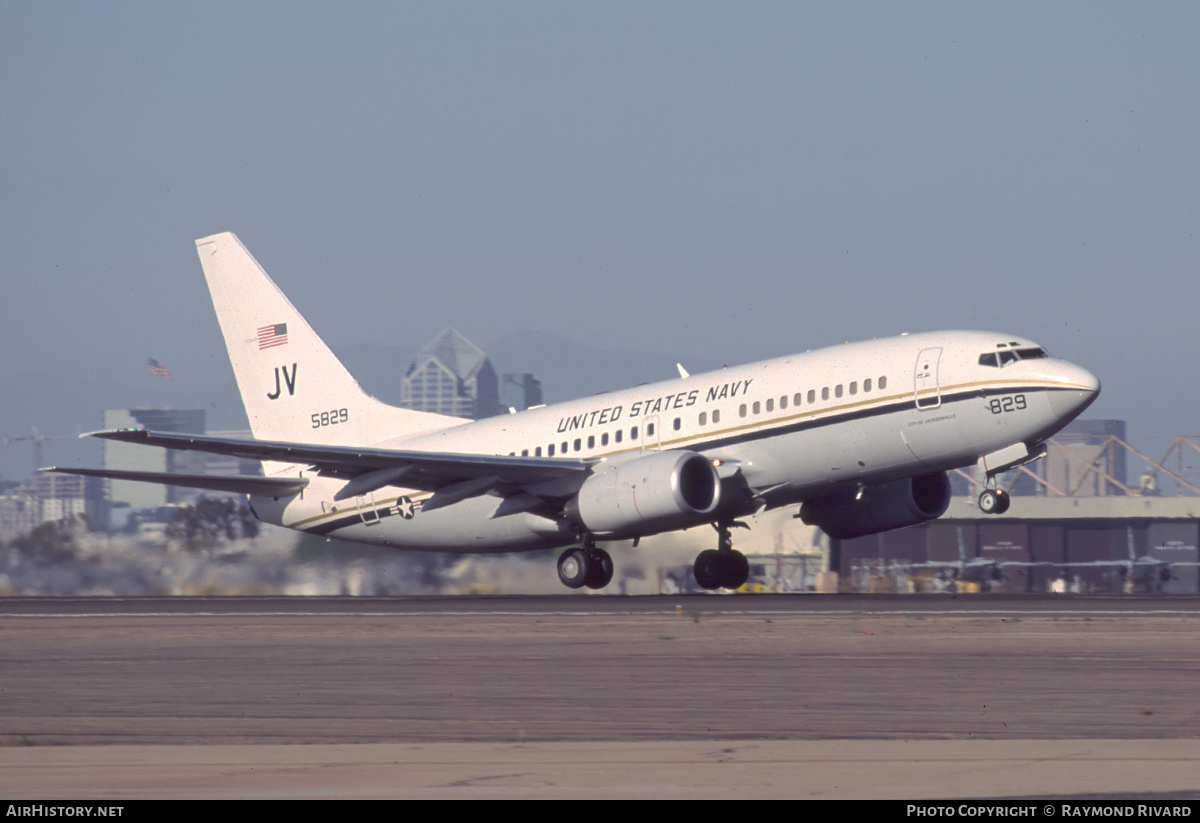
[
  {"xmin": 647, "ymin": 423, "xmax": 655, "ymax": 436},
  {"xmin": 864, "ymin": 378, "xmax": 872, "ymax": 392},
  {"xmin": 615, "ymin": 430, "xmax": 623, "ymax": 443},
  {"xmin": 574, "ymin": 438, "xmax": 581, "ymax": 451},
  {"xmin": 835, "ymin": 385, "xmax": 843, "ymax": 398},
  {"xmin": 808, "ymin": 389, "xmax": 816, "ymax": 404},
  {"xmin": 699, "ymin": 411, "xmax": 707, "ymax": 425},
  {"xmin": 535, "ymin": 447, "xmax": 542, "ymax": 456},
  {"xmin": 712, "ymin": 409, "xmax": 721, "ymax": 424},
  {"xmin": 521, "ymin": 449, "xmax": 529, "ymax": 456},
  {"xmin": 821, "ymin": 387, "xmax": 829, "ymax": 401},
  {"xmin": 752, "ymin": 401, "xmax": 761, "ymax": 414},
  {"xmin": 548, "ymin": 444, "xmax": 555, "ymax": 456},
  {"xmin": 780, "ymin": 396, "xmax": 787, "ymax": 410},
  {"xmin": 587, "ymin": 435, "xmax": 595, "ymax": 449},
  {"xmin": 849, "ymin": 382, "xmax": 857, "ymax": 395},
  {"xmin": 879, "ymin": 376, "xmax": 887, "ymax": 389},
  {"xmin": 561, "ymin": 441, "xmax": 568, "ymax": 453},
  {"xmin": 631, "ymin": 426, "xmax": 638, "ymax": 440},
  {"xmin": 673, "ymin": 417, "xmax": 681, "ymax": 431},
  {"xmin": 601, "ymin": 433, "xmax": 609, "ymax": 446},
  {"xmin": 766, "ymin": 398, "xmax": 774, "ymax": 412}
]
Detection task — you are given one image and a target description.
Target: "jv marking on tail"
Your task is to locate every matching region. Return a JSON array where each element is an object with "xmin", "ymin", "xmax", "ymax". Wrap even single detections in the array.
[{"xmin": 267, "ymin": 363, "xmax": 298, "ymax": 400}]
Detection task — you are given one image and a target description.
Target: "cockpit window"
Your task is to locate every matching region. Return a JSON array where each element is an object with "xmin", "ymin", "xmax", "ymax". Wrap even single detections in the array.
[{"xmin": 979, "ymin": 347, "xmax": 1048, "ymax": 368}]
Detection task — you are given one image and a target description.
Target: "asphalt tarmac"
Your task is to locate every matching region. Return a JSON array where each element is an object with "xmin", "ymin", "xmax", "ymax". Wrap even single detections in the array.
[{"xmin": 2, "ymin": 594, "xmax": 1198, "ymax": 798}]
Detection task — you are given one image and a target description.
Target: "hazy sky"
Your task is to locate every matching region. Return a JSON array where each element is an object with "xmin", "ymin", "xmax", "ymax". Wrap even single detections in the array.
[{"xmin": 2, "ymin": 3, "xmax": 1198, "ymax": 469}]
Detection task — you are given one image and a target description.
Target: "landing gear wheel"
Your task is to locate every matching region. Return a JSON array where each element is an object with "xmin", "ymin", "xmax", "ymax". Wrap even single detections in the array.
[
  {"xmin": 693, "ymin": 549, "xmax": 750, "ymax": 590},
  {"xmin": 557, "ymin": 548, "xmax": 591, "ymax": 589},
  {"xmin": 992, "ymin": 489, "xmax": 1010, "ymax": 514},
  {"xmin": 724, "ymin": 550, "xmax": 750, "ymax": 590},
  {"xmin": 584, "ymin": 549, "xmax": 614, "ymax": 589},
  {"xmin": 694, "ymin": 550, "xmax": 726, "ymax": 590},
  {"xmin": 979, "ymin": 489, "xmax": 999, "ymax": 514},
  {"xmin": 979, "ymin": 488, "xmax": 1010, "ymax": 515},
  {"xmin": 697, "ymin": 522, "xmax": 753, "ymax": 591}
]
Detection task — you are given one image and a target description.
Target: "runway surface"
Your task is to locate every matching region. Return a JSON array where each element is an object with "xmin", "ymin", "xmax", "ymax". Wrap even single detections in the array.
[{"xmin": 2, "ymin": 594, "xmax": 1198, "ymax": 798}]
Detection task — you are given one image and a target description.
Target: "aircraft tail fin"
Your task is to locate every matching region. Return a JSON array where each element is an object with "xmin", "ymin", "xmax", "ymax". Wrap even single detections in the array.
[{"xmin": 195, "ymin": 232, "xmax": 456, "ymax": 448}]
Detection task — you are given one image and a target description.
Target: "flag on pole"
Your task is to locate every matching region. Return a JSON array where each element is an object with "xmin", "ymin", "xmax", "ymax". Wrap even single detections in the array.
[{"xmin": 148, "ymin": 358, "xmax": 173, "ymax": 379}]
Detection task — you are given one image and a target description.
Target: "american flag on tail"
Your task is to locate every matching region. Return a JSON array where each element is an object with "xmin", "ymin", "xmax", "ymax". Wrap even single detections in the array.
[{"xmin": 257, "ymin": 322, "xmax": 288, "ymax": 349}]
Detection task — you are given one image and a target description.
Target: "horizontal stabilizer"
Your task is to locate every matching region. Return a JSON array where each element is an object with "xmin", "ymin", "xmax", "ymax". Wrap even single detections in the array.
[{"xmin": 42, "ymin": 467, "xmax": 308, "ymax": 496}]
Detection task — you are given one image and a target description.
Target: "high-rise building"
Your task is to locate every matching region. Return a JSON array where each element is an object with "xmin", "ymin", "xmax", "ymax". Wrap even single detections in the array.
[
  {"xmin": 400, "ymin": 329, "xmax": 501, "ymax": 419},
  {"xmin": 0, "ymin": 472, "xmax": 105, "ymax": 540},
  {"xmin": 103, "ymin": 409, "xmax": 206, "ymax": 509},
  {"xmin": 501, "ymin": 373, "xmax": 543, "ymax": 412}
]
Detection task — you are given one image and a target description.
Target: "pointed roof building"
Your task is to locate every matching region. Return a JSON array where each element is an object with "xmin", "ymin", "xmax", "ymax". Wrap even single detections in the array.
[{"xmin": 401, "ymin": 329, "xmax": 500, "ymax": 419}]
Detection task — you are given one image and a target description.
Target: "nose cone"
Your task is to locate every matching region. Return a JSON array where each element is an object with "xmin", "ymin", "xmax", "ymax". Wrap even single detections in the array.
[{"xmin": 1048, "ymin": 362, "xmax": 1101, "ymax": 423}]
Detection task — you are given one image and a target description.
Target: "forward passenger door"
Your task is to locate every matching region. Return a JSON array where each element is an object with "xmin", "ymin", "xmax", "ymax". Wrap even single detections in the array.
[{"xmin": 914, "ymin": 348, "xmax": 942, "ymax": 410}]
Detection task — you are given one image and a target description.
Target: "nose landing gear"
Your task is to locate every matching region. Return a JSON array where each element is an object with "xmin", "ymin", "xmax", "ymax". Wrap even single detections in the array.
[
  {"xmin": 977, "ymin": 487, "xmax": 1010, "ymax": 514},
  {"xmin": 974, "ymin": 444, "xmax": 1043, "ymax": 515}
]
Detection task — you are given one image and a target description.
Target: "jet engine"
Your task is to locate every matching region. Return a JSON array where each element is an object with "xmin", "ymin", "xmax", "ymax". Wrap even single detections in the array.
[
  {"xmin": 799, "ymin": 472, "xmax": 951, "ymax": 540},
  {"xmin": 566, "ymin": 450, "xmax": 721, "ymax": 537}
]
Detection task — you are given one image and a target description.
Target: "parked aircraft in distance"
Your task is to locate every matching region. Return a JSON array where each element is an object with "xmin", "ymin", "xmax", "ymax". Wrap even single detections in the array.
[{"xmin": 49, "ymin": 233, "xmax": 1100, "ymax": 590}]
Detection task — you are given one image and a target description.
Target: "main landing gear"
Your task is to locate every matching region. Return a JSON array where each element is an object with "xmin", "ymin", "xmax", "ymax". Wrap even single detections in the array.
[
  {"xmin": 557, "ymin": 532, "xmax": 614, "ymax": 590},
  {"xmin": 693, "ymin": 522, "xmax": 750, "ymax": 591}
]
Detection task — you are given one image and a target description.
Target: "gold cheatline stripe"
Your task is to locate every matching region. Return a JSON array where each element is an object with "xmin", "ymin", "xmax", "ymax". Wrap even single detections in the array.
[{"xmin": 289, "ymin": 490, "xmax": 432, "ymax": 529}]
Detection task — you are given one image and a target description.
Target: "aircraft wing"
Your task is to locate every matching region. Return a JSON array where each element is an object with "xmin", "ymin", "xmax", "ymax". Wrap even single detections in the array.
[
  {"xmin": 78, "ymin": 428, "xmax": 597, "ymax": 500},
  {"xmin": 42, "ymin": 466, "xmax": 309, "ymax": 496}
]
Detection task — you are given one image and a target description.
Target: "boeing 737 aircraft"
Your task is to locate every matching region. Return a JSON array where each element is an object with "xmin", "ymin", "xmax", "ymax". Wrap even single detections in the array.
[{"xmin": 50, "ymin": 233, "xmax": 1100, "ymax": 590}]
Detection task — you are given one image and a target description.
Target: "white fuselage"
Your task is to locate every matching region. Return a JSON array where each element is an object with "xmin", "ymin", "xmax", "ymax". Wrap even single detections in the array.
[{"xmin": 250, "ymin": 329, "xmax": 1098, "ymax": 551}]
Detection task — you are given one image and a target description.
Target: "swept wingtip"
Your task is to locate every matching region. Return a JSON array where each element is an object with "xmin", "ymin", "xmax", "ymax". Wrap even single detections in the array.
[{"xmin": 79, "ymin": 427, "xmax": 144, "ymax": 441}]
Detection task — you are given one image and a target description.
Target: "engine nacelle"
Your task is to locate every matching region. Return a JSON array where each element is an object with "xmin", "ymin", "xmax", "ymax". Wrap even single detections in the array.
[
  {"xmin": 799, "ymin": 472, "xmax": 951, "ymax": 540},
  {"xmin": 566, "ymin": 450, "xmax": 721, "ymax": 537}
]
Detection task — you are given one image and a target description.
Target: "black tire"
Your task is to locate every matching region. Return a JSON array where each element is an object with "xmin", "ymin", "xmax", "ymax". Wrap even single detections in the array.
[
  {"xmin": 585, "ymin": 549, "xmax": 614, "ymax": 589},
  {"xmin": 557, "ymin": 548, "xmax": 591, "ymax": 589},
  {"xmin": 694, "ymin": 550, "xmax": 726, "ymax": 590},
  {"xmin": 723, "ymin": 550, "xmax": 750, "ymax": 590},
  {"xmin": 978, "ymin": 489, "xmax": 999, "ymax": 514},
  {"xmin": 992, "ymin": 489, "xmax": 1011, "ymax": 514}
]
